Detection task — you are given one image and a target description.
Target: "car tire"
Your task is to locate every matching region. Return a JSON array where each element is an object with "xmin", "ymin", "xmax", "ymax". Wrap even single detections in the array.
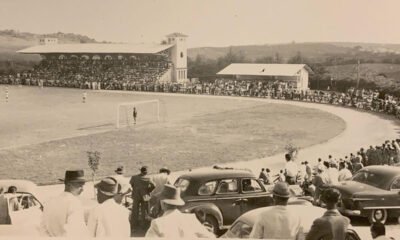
[
  {"xmin": 368, "ymin": 209, "xmax": 388, "ymax": 224},
  {"xmin": 204, "ymin": 215, "xmax": 220, "ymax": 236}
]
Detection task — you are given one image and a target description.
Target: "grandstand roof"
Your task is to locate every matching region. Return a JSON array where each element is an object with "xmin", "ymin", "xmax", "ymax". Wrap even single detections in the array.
[
  {"xmin": 217, "ymin": 63, "xmax": 313, "ymax": 76},
  {"xmin": 166, "ymin": 32, "xmax": 188, "ymax": 37},
  {"xmin": 17, "ymin": 43, "xmax": 174, "ymax": 54}
]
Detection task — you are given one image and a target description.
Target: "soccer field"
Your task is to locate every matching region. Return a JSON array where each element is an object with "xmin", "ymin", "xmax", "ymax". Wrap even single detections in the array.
[{"xmin": 0, "ymin": 85, "xmax": 345, "ymax": 184}]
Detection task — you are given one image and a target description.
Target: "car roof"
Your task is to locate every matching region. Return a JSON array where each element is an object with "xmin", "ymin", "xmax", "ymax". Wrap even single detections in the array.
[
  {"xmin": 178, "ymin": 168, "xmax": 256, "ymax": 180},
  {"xmin": 360, "ymin": 165, "xmax": 400, "ymax": 177},
  {"xmin": 0, "ymin": 180, "xmax": 38, "ymax": 194}
]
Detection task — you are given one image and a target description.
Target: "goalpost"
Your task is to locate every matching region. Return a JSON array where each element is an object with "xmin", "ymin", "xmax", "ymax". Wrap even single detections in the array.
[{"xmin": 116, "ymin": 99, "xmax": 160, "ymax": 128}]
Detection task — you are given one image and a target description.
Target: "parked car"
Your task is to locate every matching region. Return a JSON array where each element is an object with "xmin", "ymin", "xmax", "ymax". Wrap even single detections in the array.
[
  {"xmin": 332, "ymin": 165, "xmax": 400, "ymax": 224},
  {"xmin": 221, "ymin": 204, "xmax": 367, "ymax": 239},
  {"xmin": 0, "ymin": 180, "xmax": 43, "ymax": 236},
  {"xmin": 174, "ymin": 168, "xmax": 310, "ymax": 234}
]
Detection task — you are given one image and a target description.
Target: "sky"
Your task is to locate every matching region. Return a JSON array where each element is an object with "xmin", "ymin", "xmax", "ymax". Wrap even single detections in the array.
[{"xmin": 0, "ymin": 0, "xmax": 400, "ymax": 48}]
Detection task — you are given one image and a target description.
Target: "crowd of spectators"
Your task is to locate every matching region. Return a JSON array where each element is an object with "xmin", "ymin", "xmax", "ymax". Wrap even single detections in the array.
[
  {"xmin": 3, "ymin": 65, "xmax": 400, "ymax": 119},
  {"xmin": 0, "ymin": 55, "xmax": 171, "ymax": 90}
]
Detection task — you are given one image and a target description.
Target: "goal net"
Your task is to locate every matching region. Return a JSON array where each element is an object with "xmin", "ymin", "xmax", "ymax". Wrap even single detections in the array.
[{"xmin": 116, "ymin": 99, "xmax": 160, "ymax": 128}]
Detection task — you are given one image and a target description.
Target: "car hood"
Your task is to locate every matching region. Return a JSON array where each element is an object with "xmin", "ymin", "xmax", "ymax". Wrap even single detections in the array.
[{"xmin": 333, "ymin": 181, "xmax": 387, "ymax": 198}]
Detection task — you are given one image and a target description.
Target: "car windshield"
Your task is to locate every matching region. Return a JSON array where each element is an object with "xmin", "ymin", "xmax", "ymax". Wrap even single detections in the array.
[{"xmin": 352, "ymin": 171, "xmax": 389, "ymax": 189}]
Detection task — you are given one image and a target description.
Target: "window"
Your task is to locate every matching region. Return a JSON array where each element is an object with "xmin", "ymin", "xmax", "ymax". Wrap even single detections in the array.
[
  {"xmin": 198, "ymin": 181, "xmax": 217, "ymax": 196},
  {"xmin": 230, "ymin": 221, "xmax": 252, "ymax": 238},
  {"xmin": 241, "ymin": 178, "xmax": 262, "ymax": 193},
  {"xmin": 174, "ymin": 178, "xmax": 190, "ymax": 193},
  {"xmin": 391, "ymin": 177, "xmax": 400, "ymax": 190},
  {"xmin": 216, "ymin": 179, "xmax": 238, "ymax": 194}
]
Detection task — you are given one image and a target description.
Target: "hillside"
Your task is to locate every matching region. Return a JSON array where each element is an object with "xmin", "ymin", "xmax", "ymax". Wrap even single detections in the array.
[
  {"xmin": 325, "ymin": 63, "xmax": 400, "ymax": 89},
  {"xmin": 0, "ymin": 29, "xmax": 99, "ymax": 62},
  {"xmin": 188, "ymin": 42, "xmax": 351, "ymax": 62}
]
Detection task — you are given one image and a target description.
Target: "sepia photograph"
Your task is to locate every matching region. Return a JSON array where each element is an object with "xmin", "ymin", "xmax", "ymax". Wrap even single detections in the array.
[{"xmin": 1, "ymin": 0, "xmax": 400, "ymax": 239}]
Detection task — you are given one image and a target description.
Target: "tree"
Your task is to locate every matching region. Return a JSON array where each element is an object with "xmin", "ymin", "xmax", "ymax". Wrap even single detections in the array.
[
  {"xmin": 274, "ymin": 52, "xmax": 283, "ymax": 63},
  {"xmin": 87, "ymin": 151, "xmax": 101, "ymax": 198},
  {"xmin": 287, "ymin": 51, "xmax": 308, "ymax": 64},
  {"xmin": 254, "ymin": 56, "xmax": 274, "ymax": 63}
]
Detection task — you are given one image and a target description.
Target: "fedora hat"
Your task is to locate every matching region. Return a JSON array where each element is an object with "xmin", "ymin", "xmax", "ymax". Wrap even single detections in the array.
[
  {"xmin": 95, "ymin": 177, "xmax": 118, "ymax": 196},
  {"xmin": 160, "ymin": 184, "xmax": 185, "ymax": 206},
  {"xmin": 59, "ymin": 170, "xmax": 86, "ymax": 183},
  {"xmin": 272, "ymin": 182, "xmax": 291, "ymax": 198},
  {"xmin": 115, "ymin": 166, "xmax": 124, "ymax": 174}
]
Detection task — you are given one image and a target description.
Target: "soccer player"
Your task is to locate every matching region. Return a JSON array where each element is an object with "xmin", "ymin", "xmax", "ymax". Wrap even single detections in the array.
[
  {"xmin": 82, "ymin": 92, "xmax": 87, "ymax": 103},
  {"xmin": 5, "ymin": 87, "xmax": 9, "ymax": 103},
  {"xmin": 133, "ymin": 107, "xmax": 137, "ymax": 124}
]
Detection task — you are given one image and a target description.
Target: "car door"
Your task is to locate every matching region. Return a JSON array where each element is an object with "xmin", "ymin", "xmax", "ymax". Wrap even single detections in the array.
[
  {"xmin": 239, "ymin": 178, "xmax": 272, "ymax": 214},
  {"xmin": 388, "ymin": 177, "xmax": 400, "ymax": 216},
  {"xmin": 214, "ymin": 178, "xmax": 241, "ymax": 225},
  {"xmin": 8, "ymin": 193, "xmax": 42, "ymax": 227}
]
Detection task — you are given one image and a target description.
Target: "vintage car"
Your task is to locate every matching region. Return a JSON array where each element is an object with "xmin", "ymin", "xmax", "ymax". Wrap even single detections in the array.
[
  {"xmin": 332, "ymin": 165, "xmax": 400, "ymax": 224},
  {"xmin": 0, "ymin": 180, "xmax": 43, "ymax": 236},
  {"xmin": 221, "ymin": 204, "xmax": 371, "ymax": 239},
  {"xmin": 174, "ymin": 168, "xmax": 310, "ymax": 234}
]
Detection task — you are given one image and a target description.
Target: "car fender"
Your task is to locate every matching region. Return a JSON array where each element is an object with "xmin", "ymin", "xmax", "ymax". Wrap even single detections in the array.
[{"xmin": 180, "ymin": 203, "xmax": 223, "ymax": 227}]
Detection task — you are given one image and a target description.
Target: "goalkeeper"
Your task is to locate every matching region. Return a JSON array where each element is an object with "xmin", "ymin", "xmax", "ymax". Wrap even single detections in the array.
[{"xmin": 133, "ymin": 107, "xmax": 137, "ymax": 124}]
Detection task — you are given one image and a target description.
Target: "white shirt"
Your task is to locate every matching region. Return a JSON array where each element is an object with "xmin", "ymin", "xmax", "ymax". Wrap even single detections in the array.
[
  {"xmin": 250, "ymin": 205, "xmax": 304, "ymax": 239},
  {"xmin": 285, "ymin": 161, "xmax": 299, "ymax": 177},
  {"xmin": 87, "ymin": 198, "xmax": 130, "ymax": 237},
  {"xmin": 40, "ymin": 191, "xmax": 89, "ymax": 237},
  {"xmin": 151, "ymin": 173, "xmax": 170, "ymax": 196},
  {"xmin": 111, "ymin": 174, "xmax": 131, "ymax": 193},
  {"xmin": 145, "ymin": 209, "xmax": 214, "ymax": 238},
  {"xmin": 327, "ymin": 168, "xmax": 339, "ymax": 185},
  {"xmin": 338, "ymin": 168, "xmax": 353, "ymax": 182}
]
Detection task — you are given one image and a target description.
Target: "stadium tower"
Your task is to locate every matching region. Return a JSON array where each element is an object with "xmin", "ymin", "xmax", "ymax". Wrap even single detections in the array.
[{"xmin": 167, "ymin": 33, "xmax": 188, "ymax": 83}]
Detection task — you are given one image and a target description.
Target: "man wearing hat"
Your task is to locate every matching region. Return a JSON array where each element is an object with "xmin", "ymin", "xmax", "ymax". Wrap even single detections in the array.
[
  {"xmin": 87, "ymin": 177, "xmax": 130, "ymax": 237},
  {"xmin": 145, "ymin": 184, "xmax": 214, "ymax": 238},
  {"xmin": 250, "ymin": 182, "xmax": 304, "ymax": 239},
  {"xmin": 40, "ymin": 170, "xmax": 89, "ymax": 237},
  {"xmin": 306, "ymin": 188, "xmax": 350, "ymax": 240},
  {"xmin": 112, "ymin": 166, "xmax": 131, "ymax": 203},
  {"xmin": 130, "ymin": 166, "xmax": 155, "ymax": 227}
]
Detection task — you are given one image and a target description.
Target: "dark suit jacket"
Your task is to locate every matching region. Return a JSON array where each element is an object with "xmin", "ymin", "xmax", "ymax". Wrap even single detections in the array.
[
  {"xmin": 130, "ymin": 173, "xmax": 155, "ymax": 198},
  {"xmin": 306, "ymin": 209, "xmax": 350, "ymax": 240}
]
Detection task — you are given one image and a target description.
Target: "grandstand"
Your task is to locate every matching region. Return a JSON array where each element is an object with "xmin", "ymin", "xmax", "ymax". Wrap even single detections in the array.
[{"xmin": 16, "ymin": 33, "xmax": 188, "ymax": 89}]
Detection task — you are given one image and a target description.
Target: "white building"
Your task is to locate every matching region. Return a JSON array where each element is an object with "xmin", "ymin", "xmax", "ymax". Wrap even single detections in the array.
[{"xmin": 217, "ymin": 63, "xmax": 313, "ymax": 90}]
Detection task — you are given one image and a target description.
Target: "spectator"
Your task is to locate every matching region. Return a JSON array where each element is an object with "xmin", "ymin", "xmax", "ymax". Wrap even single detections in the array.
[
  {"xmin": 259, "ymin": 168, "xmax": 268, "ymax": 184},
  {"xmin": 284, "ymin": 153, "xmax": 298, "ymax": 185},
  {"xmin": 250, "ymin": 182, "xmax": 304, "ymax": 239},
  {"xmin": 7, "ymin": 186, "xmax": 20, "ymax": 211},
  {"xmin": 370, "ymin": 222, "xmax": 392, "ymax": 240},
  {"xmin": 40, "ymin": 170, "xmax": 89, "ymax": 237},
  {"xmin": 338, "ymin": 162, "xmax": 352, "ymax": 182},
  {"xmin": 306, "ymin": 188, "xmax": 350, "ymax": 240},
  {"xmin": 312, "ymin": 165, "xmax": 329, "ymax": 204},
  {"xmin": 87, "ymin": 177, "xmax": 130, "ymax": 237},
  {"xmin": 111, "ymin": 166, "xmax": 131, "ymax": 204},
  {"xmin": 145, "ymin": 184, "xmax": 213, "ymax": 238},
  {"xmin": 130, "ymin": 166, "xmax": 155, "ymax": 228}
]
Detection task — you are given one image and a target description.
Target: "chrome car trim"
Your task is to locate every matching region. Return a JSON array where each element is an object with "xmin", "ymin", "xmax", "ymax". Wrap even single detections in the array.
[{"xmin": 363, "ymin": 206, "xmax": 400, "ymax": 210}]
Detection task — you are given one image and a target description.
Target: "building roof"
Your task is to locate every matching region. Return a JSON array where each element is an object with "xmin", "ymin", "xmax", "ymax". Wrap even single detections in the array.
[
  {"xmin": 166, "ymin": 32, "xmax": 188, "ymax": 38},
  {"xmin": 217, "ymin": 63, "xmax": 313, "ymax": 76},
  {"xmin": 17, "ymin": 43, "xmax": 174, "ymax": 54}
]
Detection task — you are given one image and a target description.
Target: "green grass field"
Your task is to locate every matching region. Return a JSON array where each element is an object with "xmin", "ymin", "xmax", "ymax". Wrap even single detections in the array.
[{"xmin": 0, "ymin": 86, "xmax": 345, "ymax": 184}]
